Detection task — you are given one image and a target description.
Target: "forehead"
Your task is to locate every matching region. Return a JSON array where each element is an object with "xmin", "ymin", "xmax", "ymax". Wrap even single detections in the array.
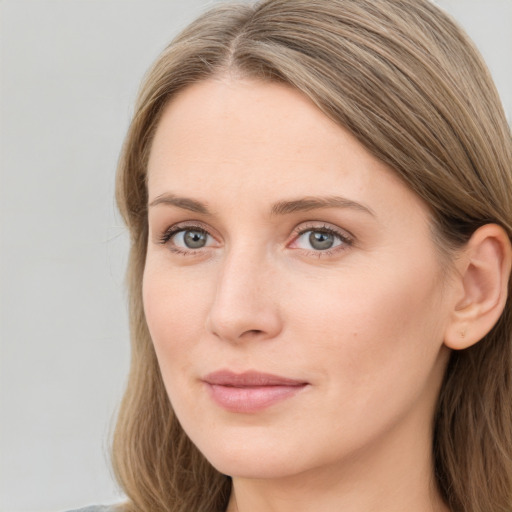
[
  {"xmin": 148, "ymin": 78, "xmax": 352, "ymax": 176},
  {"xmin": 147, "ymin": 78, "xmax": 427, "ymax": 224}
]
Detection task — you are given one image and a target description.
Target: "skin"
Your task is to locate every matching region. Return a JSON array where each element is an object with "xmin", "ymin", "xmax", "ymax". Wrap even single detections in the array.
[{"xmin": 143, "ymin": 78, "xmax": 455, "ymax": 512}]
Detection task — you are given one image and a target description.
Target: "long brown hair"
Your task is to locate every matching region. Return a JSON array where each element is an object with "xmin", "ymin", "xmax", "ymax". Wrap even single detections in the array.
[{"xmin": 112, "ymin": 1, "xmax": 512, "ymax": 511}]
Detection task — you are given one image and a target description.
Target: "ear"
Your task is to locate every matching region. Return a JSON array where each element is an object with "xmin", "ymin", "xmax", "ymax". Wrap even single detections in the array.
[{"xmin": 444, "ymin": 224, "xmax": 511, "ymax": 350}]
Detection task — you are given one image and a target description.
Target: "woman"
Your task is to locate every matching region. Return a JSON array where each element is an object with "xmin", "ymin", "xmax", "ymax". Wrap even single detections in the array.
[{"xmin": 80, "ymin": 0, "xmax": 512, "ymax": 511}]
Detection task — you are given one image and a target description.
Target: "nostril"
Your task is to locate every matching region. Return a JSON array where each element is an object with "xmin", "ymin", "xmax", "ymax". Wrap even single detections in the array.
[{"xmin": 242, "ymin": 329, "xmax": 264, "ymax": 337}]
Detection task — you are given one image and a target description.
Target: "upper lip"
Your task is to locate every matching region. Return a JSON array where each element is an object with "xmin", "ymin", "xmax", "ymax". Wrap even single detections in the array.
[{"xmin": 203, "ymin": 370, "xmax": 307, "ymax": 387}]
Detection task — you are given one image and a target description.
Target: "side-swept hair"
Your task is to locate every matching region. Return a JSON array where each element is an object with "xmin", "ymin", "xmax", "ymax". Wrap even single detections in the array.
[{"xmin": 113, "ymin": 1, "xmax": 512, "ymax": 511}]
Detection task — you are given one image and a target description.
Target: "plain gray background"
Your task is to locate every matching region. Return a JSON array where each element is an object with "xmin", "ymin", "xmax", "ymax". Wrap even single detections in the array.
[{"xmin": 1, "ymin": 1, "xmax": 510, "ymax": 511}]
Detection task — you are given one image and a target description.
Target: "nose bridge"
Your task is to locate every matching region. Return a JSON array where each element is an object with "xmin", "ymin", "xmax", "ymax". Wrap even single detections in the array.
[{"xmin": 206, "ymin": 242, "xmax": 281, "ymax": 342}]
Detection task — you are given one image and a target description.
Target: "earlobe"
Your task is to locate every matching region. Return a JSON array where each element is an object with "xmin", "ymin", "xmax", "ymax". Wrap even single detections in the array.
[{"xmin": 444, "ymin": 224, "xmax": 512, "ymax": 350}]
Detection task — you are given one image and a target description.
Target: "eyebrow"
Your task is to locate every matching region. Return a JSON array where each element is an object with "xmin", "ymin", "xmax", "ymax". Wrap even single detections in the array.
[
  {"xmin": 148, "ymin": 193, "xmax": 211, "ymax": 214},
  {"xmin": 270, "ymin": 196, "xmax": 375, "ymax": 217},
  {"xmin": 148, "ymin": 193, "xmax": 374, "ymax": 217}
]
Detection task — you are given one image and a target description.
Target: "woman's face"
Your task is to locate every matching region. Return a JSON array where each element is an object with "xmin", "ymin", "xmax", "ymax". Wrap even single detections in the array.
[{"xmin": 144, "ymin": 78, "xmax": 454, "ymax": 480}]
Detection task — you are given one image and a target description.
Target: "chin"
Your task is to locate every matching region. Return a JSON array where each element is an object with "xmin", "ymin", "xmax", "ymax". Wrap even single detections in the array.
[
  {"xmin": 189, "ymin": 429, "xmax": 318, "ymax": 480},
  {"xmin": 207, "ymin": 452, "xmax": 302, "ymax": 480}
]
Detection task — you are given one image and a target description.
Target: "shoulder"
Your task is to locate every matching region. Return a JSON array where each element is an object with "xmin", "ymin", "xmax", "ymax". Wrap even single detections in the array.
[{"xmin": 65, "ymin": 506, "xmax": 120, "ymax": 512}]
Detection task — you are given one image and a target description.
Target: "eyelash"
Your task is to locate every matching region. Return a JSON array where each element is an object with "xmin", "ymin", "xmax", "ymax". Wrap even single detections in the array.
[
  {"xmin": 158, "ymin": 222, "xmax": 354, "ymax": 257},
  {"xmin": 291, "ymin": 223, "xmax": 354, "ymax": 257},
  {"xmin": 158, "ymin": 222, "xmax": 213, "ymax": 256}
]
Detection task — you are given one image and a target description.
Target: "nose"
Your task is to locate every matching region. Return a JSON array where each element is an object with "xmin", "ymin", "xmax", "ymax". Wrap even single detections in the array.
[{"xmin": 205, "ymin": 247, "xmax": 283, "ymax": 344}]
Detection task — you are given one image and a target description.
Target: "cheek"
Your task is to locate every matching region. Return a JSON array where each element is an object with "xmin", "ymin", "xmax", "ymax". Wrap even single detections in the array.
[
  {"xmin": 290, "ymin": 257, "xmax": 447, "ymax": 398},
  {"xmin": 142, "ymin": 261, "xmax": 213, "ymax": 375}
]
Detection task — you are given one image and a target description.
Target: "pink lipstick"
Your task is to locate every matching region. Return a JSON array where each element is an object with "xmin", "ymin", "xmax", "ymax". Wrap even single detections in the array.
[{"xmin": 203, "ymin": 370, "xmax": 308, "ymax": 413}]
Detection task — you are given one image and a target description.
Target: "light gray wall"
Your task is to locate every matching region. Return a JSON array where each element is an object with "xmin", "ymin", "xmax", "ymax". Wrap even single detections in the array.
[
  {"xmin": 0, "ymin": 2, "xmax": 221, "ymax": 511},
  {"xmin": 0, "ymin": 1, "xmax": 510, "ymax": 511},
  {"xmin": 439, "ymin": 0, "xmax": 512, "ymax": 122}
]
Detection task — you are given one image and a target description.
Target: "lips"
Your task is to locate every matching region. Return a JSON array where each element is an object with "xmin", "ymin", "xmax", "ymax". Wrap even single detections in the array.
[{"xmin": 202, "ymin": 370, "xmax": 308, "ymax": 413}]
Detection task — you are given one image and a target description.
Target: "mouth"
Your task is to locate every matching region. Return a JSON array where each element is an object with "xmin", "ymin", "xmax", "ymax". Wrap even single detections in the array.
[{"xmin": 202, "ymin": 370, "xmax": 309, "ymax": 413}]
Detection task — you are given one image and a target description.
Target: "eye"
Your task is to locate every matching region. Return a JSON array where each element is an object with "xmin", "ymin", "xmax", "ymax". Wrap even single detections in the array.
[
  {"xmin": 174, "ymin": 229, "xmax": 210, "ymax": 249},
  {"xmin": 159, "ymin": 224, "xmax": 217, "ymax": 253},
  {"xmin": 303, "ymin": 231, "xmax": 339, "ymax": 250},
  {"xmin": 289, "ymin": 224, "xmax": 353, "ymax": 254}
]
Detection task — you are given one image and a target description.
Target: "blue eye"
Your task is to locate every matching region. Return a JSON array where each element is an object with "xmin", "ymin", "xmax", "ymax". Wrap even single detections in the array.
[
  {"xmin": 306, "ymin": 231, "xmax": 338, "ymax": 250},
  {"xmin": 296, "ymin": 229, "xmax": 342, "ymax": 251},
  {"xmin": 291, "ymin": 225, "xmax": 352, "ymax": 254},
  {"xmin": 173, "ymin": 229, "xmax": 210, "ymax": 249},
  {"xmin": 160, "ymin": 225, "xmax": 215, "ymax": 252}
]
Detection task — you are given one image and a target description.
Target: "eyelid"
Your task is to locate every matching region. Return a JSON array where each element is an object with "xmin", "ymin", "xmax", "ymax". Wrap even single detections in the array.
[{"xmin": 291, "ymin": 221, "xmax": 354, "ymax": 240}]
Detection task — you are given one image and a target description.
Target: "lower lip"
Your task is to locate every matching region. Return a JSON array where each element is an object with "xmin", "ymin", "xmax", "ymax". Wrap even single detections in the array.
[{"xmin": 205, "ymin": 383, "xmax": 307, "ymax": 413}]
